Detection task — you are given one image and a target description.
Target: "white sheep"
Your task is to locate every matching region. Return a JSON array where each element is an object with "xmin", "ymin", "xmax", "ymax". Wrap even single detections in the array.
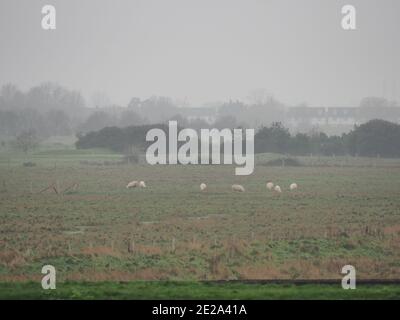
[
  {"xmin": 266, "ymin": 182, "xmax": 274, "ymax": 190},
  {"xmin": 232, "ymin": 184, "xmax": 245, "ymax": 192},
  {"xmin": 200, "ymin": 183, "xmax": 207, "ymax": 191},
  {"xmin": 274, "ymin": 185, "xmax": 282, "ymax": 193},
  {"xmin": 290, "ymin": 183, "xmax": 298, "ymax": 191},
  {"xmin": 139, "ymin": 181, "xmax": 146, "ymax": 188},
  {"xmin": 126, "ymin": 180, "xmax": 139, "ymax": 189}
]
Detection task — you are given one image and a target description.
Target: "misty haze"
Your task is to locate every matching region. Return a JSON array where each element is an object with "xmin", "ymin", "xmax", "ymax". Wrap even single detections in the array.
[{"xmin": 1, "ymin": 0, "xmax": 400, "ymax": 300}]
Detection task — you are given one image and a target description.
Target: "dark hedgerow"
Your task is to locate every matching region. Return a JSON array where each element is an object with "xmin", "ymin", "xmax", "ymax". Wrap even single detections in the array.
[{"xmin": 76, "ymin": 119, "xmax": 400, "ymax": 159}]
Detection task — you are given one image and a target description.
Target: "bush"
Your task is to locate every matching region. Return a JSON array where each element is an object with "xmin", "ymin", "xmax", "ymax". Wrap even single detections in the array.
[
  {"xmin": 346, "ymin": 119, "xmax": 400, "ymax": 157},
  {"xmin": 261, "ymin": 157, "xmax": 302, "ymax": 167},
  {"xmin": 23, "ymin": 162, "xmax": 36, "ymax": 167},
  {"xmin": 123, "ymin": 153, "xmax": 139, "ymax": 164}
]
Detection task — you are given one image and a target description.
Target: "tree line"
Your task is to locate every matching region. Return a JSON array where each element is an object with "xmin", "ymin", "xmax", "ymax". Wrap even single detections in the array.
[
  {"xmin": 0, "ymin": 83, "xmax": 85, "ymax": 137},
  {"xmin": 2, "ymin": 82, "xmax": 400, "ymax": 150},
  {"xmin": 75, "ymin": 119, "xmax": 400, "ymax": 158}
]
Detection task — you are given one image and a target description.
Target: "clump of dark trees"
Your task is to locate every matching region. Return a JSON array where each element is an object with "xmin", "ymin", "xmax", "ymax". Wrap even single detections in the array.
[
  {"xmin": 76, "ymin": 124, "xmax": 170, "ymax": 155},
  {"xmin": 254, "ymin": 120, "xmax": 400, "ymax": 157},
  {"xmin": 76, "ymin": 119, "xmax": 400, "ymax": 158}
]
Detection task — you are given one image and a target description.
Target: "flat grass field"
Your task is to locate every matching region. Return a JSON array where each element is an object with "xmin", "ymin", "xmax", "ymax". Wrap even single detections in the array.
[
  {"xmin": 1, "ymin": 147, "xmax": 400, "ymax": 299},
  {"xmin": 1, "ymin": 281, "xmax": 400, "ymax": 300}
]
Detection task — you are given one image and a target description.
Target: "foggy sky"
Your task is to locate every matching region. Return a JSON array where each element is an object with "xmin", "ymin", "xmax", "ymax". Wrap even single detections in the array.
[{"xmin": 0, "ymin": 0, "xmax": 399, "ymax": 107}]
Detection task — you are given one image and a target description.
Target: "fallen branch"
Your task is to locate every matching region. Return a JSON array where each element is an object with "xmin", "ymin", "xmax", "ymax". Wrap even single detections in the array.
[
  {"xmin": 62, "ymin": 183, "xmax": 79, "ymax": 194},
  {"xmin": 37, "ymin": 182, "xmax": 60, "ymax": 194}
]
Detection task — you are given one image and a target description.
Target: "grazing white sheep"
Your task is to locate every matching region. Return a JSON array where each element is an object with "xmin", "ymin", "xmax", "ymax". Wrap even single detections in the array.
[
  {"xmin": 200, "ymin": 183, "xmax": 207, "ymax": 191},
  {"xmin": 290, "ymin": 183, "xmax": 298, "ymax": 191},
  {"xmin": 139, "ymin": 181, "xmax": 146, "ymax": 188},
  {"xmin": 274, "ymin": 185, "xmax": 282, "ymax": 193},
  {"xmin": 266, "ymin": 182, "xmax": 274, "ymax": 190},
  {"xmin": 232, "ymin": 184, "xmax": 245, "ymax": 192},
  {"xmin": 126, "ymin": 180, "xmax": 139, "ymax": 189}
]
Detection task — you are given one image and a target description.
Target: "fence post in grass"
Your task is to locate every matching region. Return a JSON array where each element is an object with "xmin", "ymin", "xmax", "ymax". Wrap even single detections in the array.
[
  {"xmin": 171, "ymin": 237, "xmax": 176, "ymax": 253},
  {"xmin": 128, "ymin": 239, "xmax": 135, "ymax": 253},
  {"xmin": 111, "ymin": 240, "xmax": 114, "ymax": 251},
  {"xmin": 68, "ymin": 242, "xmax": 72, "ymax": 255},
  {"xmin": 30, "ymin": 181, "xmax": 33, "ymax": 194},
  {"xmin": 375, "ymin": 154, "xmax": 380, "ymax": 168}
]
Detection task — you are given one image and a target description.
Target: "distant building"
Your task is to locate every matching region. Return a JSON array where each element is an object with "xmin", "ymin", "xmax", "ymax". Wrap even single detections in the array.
[
  {"xmin": 285, "ymin": 106, "xmax": 400, "ymax": 135},
  {"xmin": 179, "ymin": 107, "xmax": 218, "ymax": 124}
]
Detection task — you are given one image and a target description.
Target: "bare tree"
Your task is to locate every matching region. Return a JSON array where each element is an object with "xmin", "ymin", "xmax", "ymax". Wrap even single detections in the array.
[{"xmin": 13, "ymin": 130, "xmax": 38, "ymax": 154}]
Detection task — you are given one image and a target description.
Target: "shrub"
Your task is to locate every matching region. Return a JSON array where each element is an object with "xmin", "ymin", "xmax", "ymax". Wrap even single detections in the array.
[
  {"xmin": 23, "ymin": 162, "xmax": 36, "ymax": 167},
  {"xmin": 261, "ymin": 157, "xmax": 302, "ymax": 167}
]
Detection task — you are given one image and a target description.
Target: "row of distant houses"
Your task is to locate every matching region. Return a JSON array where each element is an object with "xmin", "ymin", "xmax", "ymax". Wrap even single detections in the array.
[
  {"xmin": 179, "ymin": 106, "xmax": 400, "ymax": 134},
  {"xmin": 286, "ymin": 106, "xmax": 400, "ymax": 125},
  {"xmin": 285, "ymin": 106, "xmax": 400, "ymax": 134},
  {"xmin": 179, "ymin": 106, "xmax": 218, "ymax": 124}
]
